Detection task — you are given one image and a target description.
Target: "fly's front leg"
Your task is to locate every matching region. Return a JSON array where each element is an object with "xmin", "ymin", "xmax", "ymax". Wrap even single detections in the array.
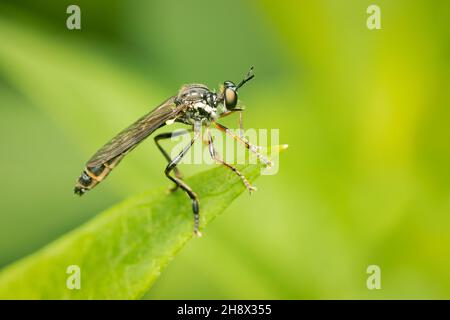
[
  {"xmin": 154, "ymin": 129, "xmax": 191, "ymax": 191},
  {"xmin": 165, "ymin": 126, "xmax": 202, "ymax": 236},
  {"xmin": 238, "ymin": 111, "xmax": 244, "ymax": 139},
  {"xmin": 213, "ymin": 122, "xmax": 272, "ymax": 167},
  {"xmin": 207, "ymin": 128, "xmax": 256, "ymax": 194}
]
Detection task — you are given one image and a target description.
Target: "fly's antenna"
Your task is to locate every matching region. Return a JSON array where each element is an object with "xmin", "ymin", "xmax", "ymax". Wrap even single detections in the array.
[{"xmin": 236, "ymin": 66, "xmax": 255, "ymax": 90}]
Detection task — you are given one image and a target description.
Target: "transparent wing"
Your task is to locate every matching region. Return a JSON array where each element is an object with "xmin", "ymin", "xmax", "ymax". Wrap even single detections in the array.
[{"xmin": 86, "ymin": 96, "xmax": 183, "ymax": 167}]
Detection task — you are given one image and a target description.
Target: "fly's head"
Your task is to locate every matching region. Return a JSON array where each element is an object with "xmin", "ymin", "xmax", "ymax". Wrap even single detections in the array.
[
  {"xmin": 176, "ymin": 68, "xmax": 254, "ymax": 125},
  {"xmin": 216, "ymin": 81, "xmax": 238, "ymax": 115},
  {"xmin": 217, "ymin": 67, "xmax": 255, "ymax": 115},
  {"xmin": 223, "ymin": 81, "xmax": 238, "ymax": 109}
]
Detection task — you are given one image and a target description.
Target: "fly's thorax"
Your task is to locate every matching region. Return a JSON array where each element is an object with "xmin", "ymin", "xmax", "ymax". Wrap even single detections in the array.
[
  {"xmin": 176, "ymin": 84, "xmax": 210, "ymax": 103},
  {"xmin": 175, "ymin": 83, "xmax": 223, "ymax": 125},
  {"xmin": 179, "ymin": 100, "xmax": 219, "ymax": 125}
]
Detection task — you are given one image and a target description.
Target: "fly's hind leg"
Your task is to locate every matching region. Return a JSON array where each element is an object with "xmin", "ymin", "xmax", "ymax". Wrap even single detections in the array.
[
  {"xmin": 206, "ymin": 128, "xmax": 256, "ymax": 194},
  {"xmin": 154, "ymin": 129, "xmax": 191, "ymax": 191},
  {"xmin": 164, "ymin": 128, "xmax": 202, "ymax": 236}
]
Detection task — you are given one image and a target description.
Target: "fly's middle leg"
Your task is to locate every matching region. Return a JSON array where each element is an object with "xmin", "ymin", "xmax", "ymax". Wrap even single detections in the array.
[
  {"xmin": 206, "ymin": 128, "xmax": 256, "ymax": 194},
  {"xmin": 154, "ymin": 130, "xmax": 191, "ymax": 191},
  {"xmin": 164, "ymin": 128, "xmax": 202, "ymax": 236}
]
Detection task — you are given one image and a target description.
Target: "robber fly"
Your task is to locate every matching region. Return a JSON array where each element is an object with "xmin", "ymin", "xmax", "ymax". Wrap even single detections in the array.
[{"xmin": 74, "ymin": 67, "xmax": 271, "ymax": 236}]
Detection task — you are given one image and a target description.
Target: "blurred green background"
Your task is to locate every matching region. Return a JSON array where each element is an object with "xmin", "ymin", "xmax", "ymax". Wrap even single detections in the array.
[{"xmin": 1, "ymin": 0, "xmax": 449, "ymax": 299}]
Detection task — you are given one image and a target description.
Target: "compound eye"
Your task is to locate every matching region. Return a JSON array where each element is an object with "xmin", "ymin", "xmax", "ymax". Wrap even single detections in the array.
[{"xmin": 224, "ymin": 87, "xmax": 237, "ymax": 109}]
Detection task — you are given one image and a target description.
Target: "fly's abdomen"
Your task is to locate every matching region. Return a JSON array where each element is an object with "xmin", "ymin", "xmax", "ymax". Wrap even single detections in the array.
[{"xmin": 74, "ymin": 153, "xmax": 125, "ymax": 195}]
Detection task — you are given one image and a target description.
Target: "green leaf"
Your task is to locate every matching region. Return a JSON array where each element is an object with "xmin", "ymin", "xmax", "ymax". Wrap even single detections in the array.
[{"xmin": 0, "ymin": 147, "xmax": 284, "ymax": 299}]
